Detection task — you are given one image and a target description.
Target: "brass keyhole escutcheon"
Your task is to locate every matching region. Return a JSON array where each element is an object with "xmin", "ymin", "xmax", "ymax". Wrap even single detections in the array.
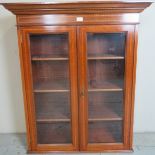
[{"xmin": 80, "ymin": 89, "xmax": 85, "ymax": 97}]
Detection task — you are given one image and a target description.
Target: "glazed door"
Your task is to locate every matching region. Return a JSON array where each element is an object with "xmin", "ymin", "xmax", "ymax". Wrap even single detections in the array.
[
  {"xmin": 78, "ymin": 25, "xmax": 135, "ymax": 151},
  {"xmin": 21, "ymin": 26, "xmax": 79, "ymax": 151}
]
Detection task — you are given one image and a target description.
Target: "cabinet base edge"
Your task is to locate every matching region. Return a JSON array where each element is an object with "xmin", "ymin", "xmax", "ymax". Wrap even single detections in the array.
[{"xmin": 27, "ymin": 149, "xmax": 134, "ymax": 154}]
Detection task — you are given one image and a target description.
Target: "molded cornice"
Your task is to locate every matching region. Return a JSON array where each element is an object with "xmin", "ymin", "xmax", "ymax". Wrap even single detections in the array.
[{"xmin": 0, "ymin": 1, "xmax": 153, "ymax": 15}]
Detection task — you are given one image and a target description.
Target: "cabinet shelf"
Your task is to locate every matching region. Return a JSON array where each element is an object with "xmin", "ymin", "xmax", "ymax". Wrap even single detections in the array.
[
  {"xmin": 34, "ymin": 90, "xmax": 70, "ymax": 93},
  {"xmin": 88, "ymin": 88, "xmax": 123, "ymax": 92},
  {"xmin": 32, "ymin": 57, "xmax": 69, "ymax": 61},
  {"xmin": 88, "ymin": 118, "xmax": 122, "ymax": 122},
  {"xmin": 88, "ymin": 79, "xmax": 123, "ymax": 91},
  {"xmin": 88, "ymin": 56, "xmax": 124, "ymax": 60},
  {"xmin": 37, "ymin": 118, "xmax": 70, "ymax": 123}
]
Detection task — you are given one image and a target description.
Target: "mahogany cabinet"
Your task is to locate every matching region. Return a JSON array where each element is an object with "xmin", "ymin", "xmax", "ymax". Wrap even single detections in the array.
[{"xmin": 1, "ymin": 1, "xmax": 152, "ymax": 153}]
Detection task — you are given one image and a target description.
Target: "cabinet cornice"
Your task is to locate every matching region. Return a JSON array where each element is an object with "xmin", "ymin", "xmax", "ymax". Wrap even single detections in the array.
[{"xmin": 1, "ymin": 1, "xmax": 153, "ymax": 15}]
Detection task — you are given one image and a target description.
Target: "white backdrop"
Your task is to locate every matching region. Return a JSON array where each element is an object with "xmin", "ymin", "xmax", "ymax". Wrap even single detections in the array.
[{"xmin": 0, "ymin": 0, "xmax": 155, "ymax": 133}]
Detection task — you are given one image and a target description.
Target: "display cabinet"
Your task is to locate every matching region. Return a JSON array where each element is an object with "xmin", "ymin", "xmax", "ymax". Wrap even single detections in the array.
[{"xmin": 1, "ymin": 1, "xmax": 152, "ymax": 153}]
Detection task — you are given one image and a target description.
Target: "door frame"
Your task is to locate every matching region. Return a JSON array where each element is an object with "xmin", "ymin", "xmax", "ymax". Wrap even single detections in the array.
[
  {"xmin": 77, "ymin": 25, "xmax": 135, "ymax": 151},
  {"xmin": 18, "ymin": 26, "xmax": 79, "ymax": 152}
]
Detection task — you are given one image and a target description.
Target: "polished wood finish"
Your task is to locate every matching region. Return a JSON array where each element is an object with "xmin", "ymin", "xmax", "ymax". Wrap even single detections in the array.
[
  {"xmin": 78, "ymin": 25, "xmax": 135, "ymax": 151},
  {"xmin": 18, "ymin": 26, "xmax": 79, "ymax": 152},
  {"xmin": 1, "ymin": 1, "xmax": 152, "ymax": 15},
  {"xmin": 16, "ymin": 14, "xmax": 140, "ymax": 26},
  {"xmin": 1, "ymin": 0, "xmax": 152, "ymax": 153}
]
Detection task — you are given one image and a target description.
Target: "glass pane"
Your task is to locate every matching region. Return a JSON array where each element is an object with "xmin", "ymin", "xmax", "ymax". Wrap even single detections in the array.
[
  {"xmin": 37, "ymin": 122, "xmax": 71, "ymax": 144},
  {"xmin": 29, "ymin": 33, "xmax": 72, "ymax": 144},
  {"xmin": 88, "ymin": 92, "xmax": 123, "ymax": 120},
  {"xmin": 87, "ymin": 33, "xmax": 126, "ymax": 144},
  {"xmin": 35, "ymin": 92, "xmax": 70, "ymax": 120},
  {"xmin": 88, "ymin": 60, "xmax": 124, "ymax": 90},
  {"xmin": 32, "ymin": 61, "xmax": 69, "ymax": 90},
  {"xmin": 87, "ymin": 33, "xmax": 125, "ymax": 57},
  {"xmin": 88, "ymin": 121, "xmax": 123, "ymax": 143},
  {"xmin": 30, "ymin": 34, "xmax": 68, "ymax": 58}
]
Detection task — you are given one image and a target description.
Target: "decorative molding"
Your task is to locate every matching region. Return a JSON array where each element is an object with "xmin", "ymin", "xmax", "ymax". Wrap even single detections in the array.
[{"xmin": 1, "ymin": 1, "xmax": 153, "ymax": 15}]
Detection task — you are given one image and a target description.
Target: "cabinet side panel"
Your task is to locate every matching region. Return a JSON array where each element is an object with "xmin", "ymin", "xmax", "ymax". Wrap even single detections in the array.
[
  {"xmin": 17, "ymin": 27, "xmax": 33, "ymax": 151},
  {"xmin": 129, "ymin": 25, "xmax": 138, "ymax": 149}
]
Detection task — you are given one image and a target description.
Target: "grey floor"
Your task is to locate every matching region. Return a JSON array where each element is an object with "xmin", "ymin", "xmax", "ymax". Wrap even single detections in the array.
[{"xmin": 0, "ymin": 133, "xmax": 155, "ymax": 155}]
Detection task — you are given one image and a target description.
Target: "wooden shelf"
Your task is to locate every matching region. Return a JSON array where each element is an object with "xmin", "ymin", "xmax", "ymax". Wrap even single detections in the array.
[
  {"xmin": 37, "ymin": 118, "xmax": 70, "ymax": 123},
  {"xmin": 34, "ymin": 90, "xmax": 70, "ymax": 93},
  {"xmin": 34, "ymin": 82, "xmax": 69, "ymax": 91},
  {"xmin": 88, "ymin": 79, "xmax": 124, "ymax": 91},
  {"xmin": 88, "ymin": 56, "xmax": 124, "ymax": 60},
  {"xmin": 88, "ymin": 88, "xmax": 123, "ymax": 92},
  {"xmin": 89, "ymin": 118, "xmax": 122, "ymax": 122},
  {"xmin": 32, "ymin": 57, "xmax": 69, "ymax": 61}
]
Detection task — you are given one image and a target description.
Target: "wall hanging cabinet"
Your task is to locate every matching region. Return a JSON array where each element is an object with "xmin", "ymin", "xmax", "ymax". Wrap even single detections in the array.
[{"xmin": 1, "ymin": 1, "xmax": 152, "ymax": 153}]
